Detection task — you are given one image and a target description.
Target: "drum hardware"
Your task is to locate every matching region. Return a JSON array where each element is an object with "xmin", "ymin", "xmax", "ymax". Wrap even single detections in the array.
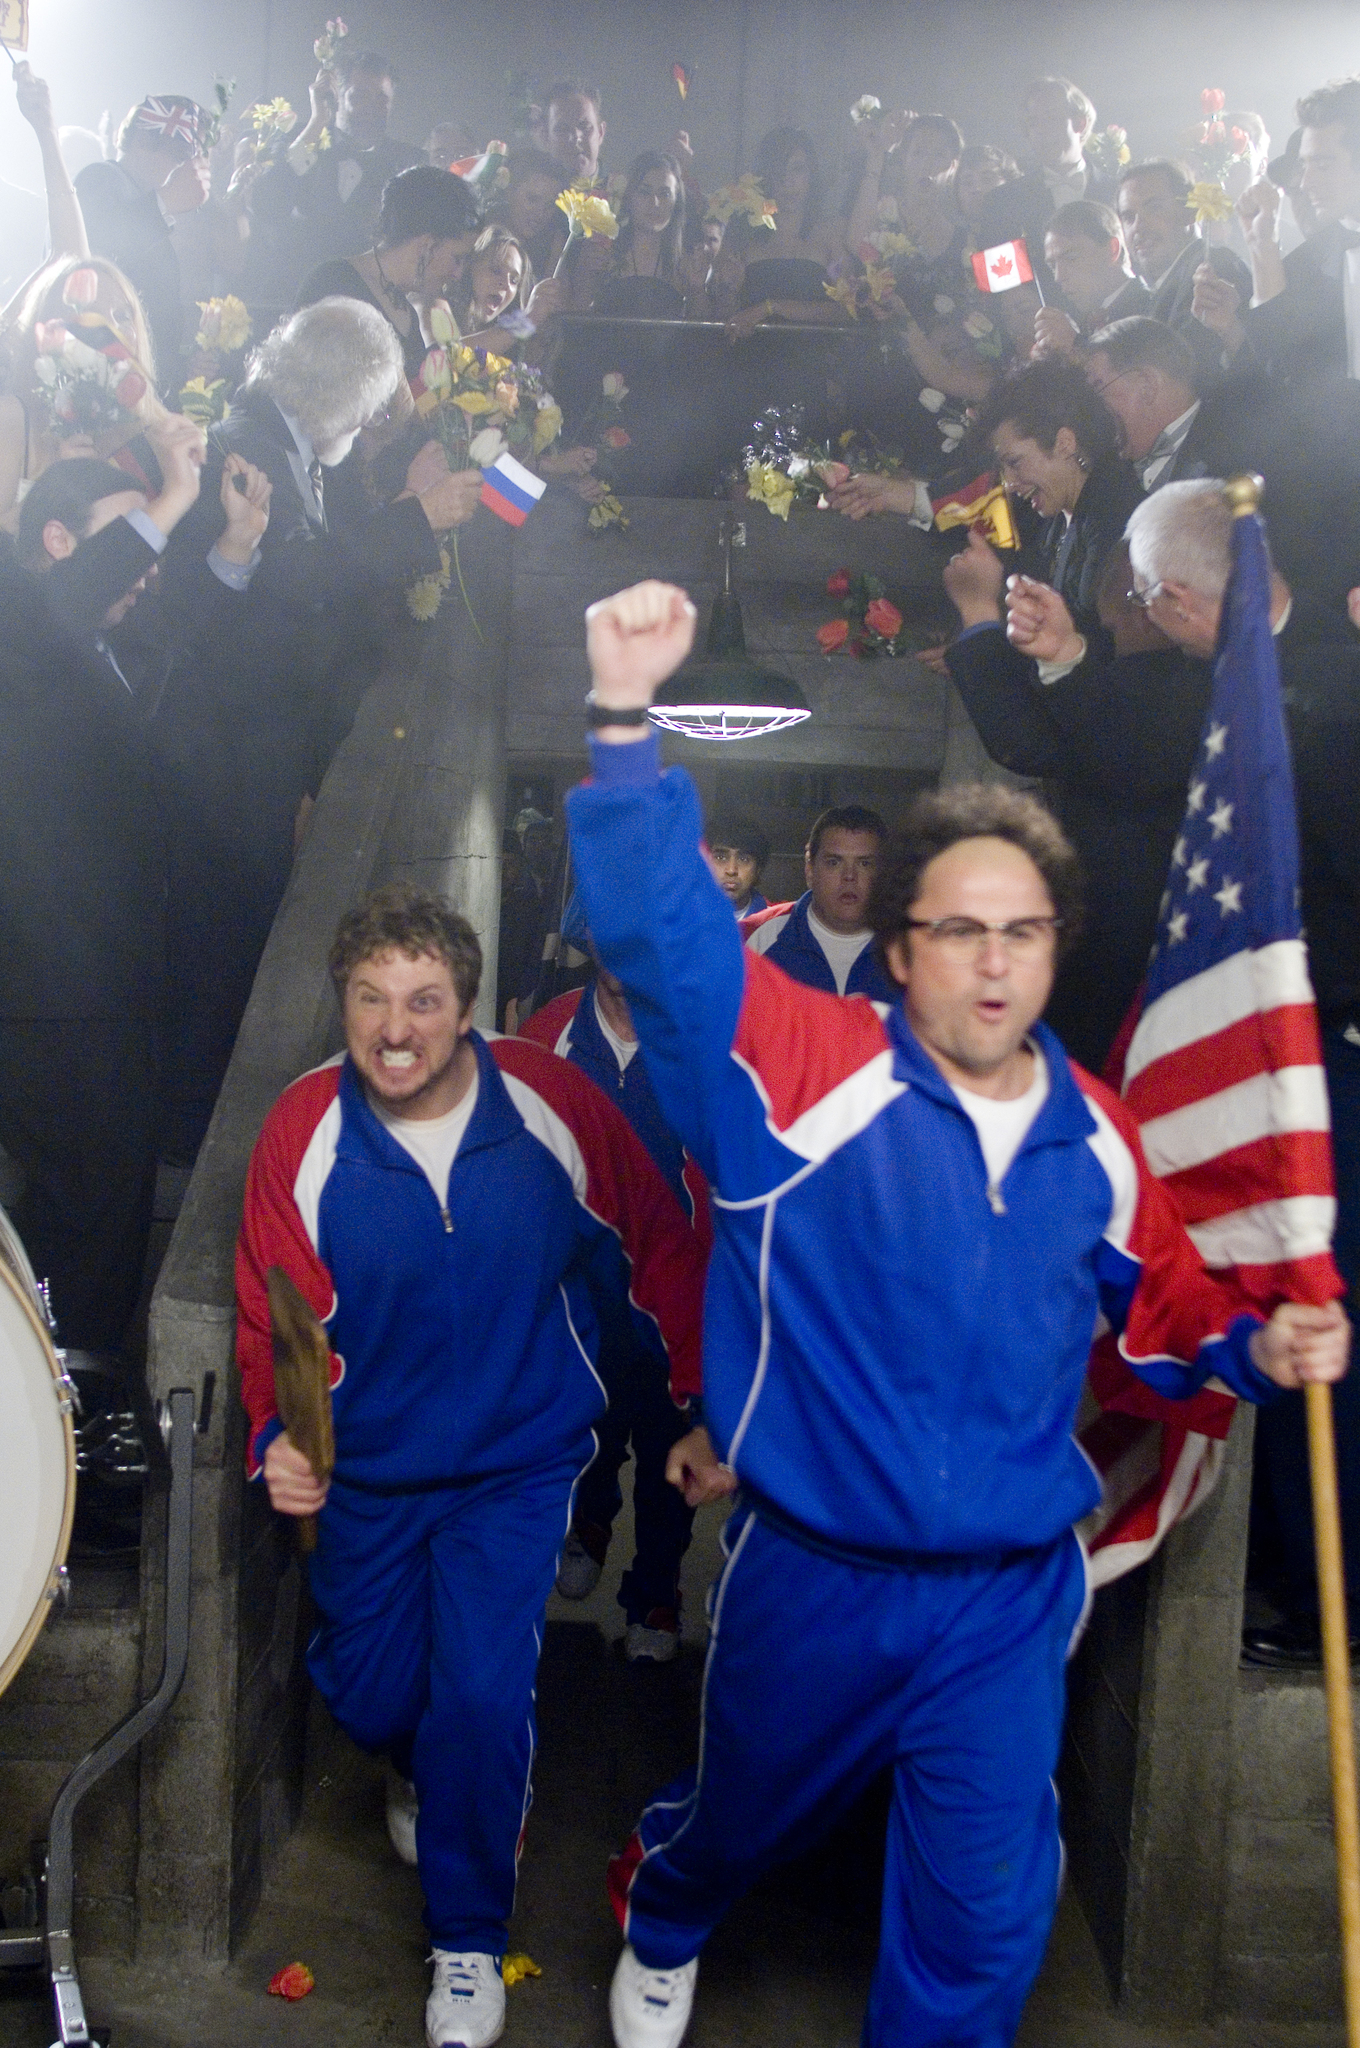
[
  {"xmin": 0, "ymin": 1385, "xmax": 195, "ymax": 2048},
  {"xmin": 43, "ymin": 1570, "xmax": 70, "ymax": 1610}
]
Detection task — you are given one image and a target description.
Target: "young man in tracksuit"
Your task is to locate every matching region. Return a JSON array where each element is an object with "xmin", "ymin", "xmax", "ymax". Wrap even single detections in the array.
[
  {"xmin": 565, "ymin": 581, "xmax": 1350, "ymax": 2048},
  {"xmin": 522, "ymin": 930, "xmax": 710, "ymax": 1662},
  {"xmin": 236, "ymin": 881, "xmax": 704, "ymax": 2048},
  {"xmin": 743, "ymin": 801, "xmax": 899, "ymax": 1003}
]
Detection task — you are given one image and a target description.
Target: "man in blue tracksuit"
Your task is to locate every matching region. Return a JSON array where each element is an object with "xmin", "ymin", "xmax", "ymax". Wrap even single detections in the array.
[
  {"xmin": 521, "ymin": 937, "xmax": 707, "ymax": 1661},
  {"xmin": 237, "ymin": 881, "xmax": 704, "ymax": 2048},
  {"xmin": 566, "ymin": 581, "xmax": 1350, "ymax": 2048},
  {"xmin": 745, "ymin": 801, "xmax": 900, "ymax": 1004}
]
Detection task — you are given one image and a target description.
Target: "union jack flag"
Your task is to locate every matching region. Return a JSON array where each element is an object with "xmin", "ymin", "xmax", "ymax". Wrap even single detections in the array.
[
  {"xmin": 1076, "ymin": 495, "xmax": 1341, "ymax": 1584},
  {"xmin": 133, "ymin": 96, "xmax": 203, "ymax": 151}
]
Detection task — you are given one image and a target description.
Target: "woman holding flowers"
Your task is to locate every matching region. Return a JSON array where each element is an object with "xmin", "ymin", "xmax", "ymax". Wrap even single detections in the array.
[
  {"xmin": 0, "ymin": 255, "xmax": 167, "ymax": 529},
  {"xmin": 712, "ymin": 128, "xmax": 846, "ymax": 337},
  {"xmin": 595, "ymin": 152, "xmax": 701, "ymax": 319},
  {"xmin": 295, "ymin": 165, "xmax": 481, "ymax": 379}
]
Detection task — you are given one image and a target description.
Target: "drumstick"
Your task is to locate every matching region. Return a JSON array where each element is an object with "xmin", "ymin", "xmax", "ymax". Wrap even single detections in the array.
[{"xmin": 267, "ymin": 1266, "xmax": 336, "ymax": 1555}]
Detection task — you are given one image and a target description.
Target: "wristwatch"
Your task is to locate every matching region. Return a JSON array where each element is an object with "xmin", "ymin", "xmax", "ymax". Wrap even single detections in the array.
[{"xmin": 585, "ymin": 692, "xmax": 651, "ymax": 728}]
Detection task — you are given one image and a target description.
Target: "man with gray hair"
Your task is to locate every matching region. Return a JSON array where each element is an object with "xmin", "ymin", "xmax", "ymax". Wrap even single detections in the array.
[
  {"xmin": 156, "ymin": 295, "xmax": 483, "ymax": 1164},
  {"xmin": 1003, "ymin": 478, "xmax": 1360, "ymax": 1669}
]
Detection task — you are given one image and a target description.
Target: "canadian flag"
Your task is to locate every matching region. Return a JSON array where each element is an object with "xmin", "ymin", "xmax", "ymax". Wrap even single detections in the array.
[{"xmin": 971, "ymin": 239, "xmax": 1035, "ymax": 294}]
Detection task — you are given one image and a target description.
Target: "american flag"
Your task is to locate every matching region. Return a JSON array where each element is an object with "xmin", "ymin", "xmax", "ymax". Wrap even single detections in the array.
[{"xmin": 1076, "ymin": 493, "xmax": 1341, "ymax": 1585}]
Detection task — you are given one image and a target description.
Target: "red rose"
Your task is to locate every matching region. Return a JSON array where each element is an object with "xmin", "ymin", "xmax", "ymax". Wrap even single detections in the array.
[
  {"xmin": 603, "ymin": 425, "xmax": 631, "ymax": 449},
  {"xmin": 269, "ymin": 1963, "xmax": 315, "ymax": 2001},
  {"xmin": 1200, "ymin": 87, "xmax": 1226, "ymax": 114},
  {"xmin": 816, "ymin": 618, "xmax": 850, "ymax": 653},
  {"xmin": 1230, "ymin": 126, "xmax": 1248, "ymax": 153},
  {"xmin": 115, "ymin": 370, "xmax": 147, "ymax": 411},
  {"xmin": 864, "ymin": 597, "xmax": 903, "ymax": 639},
  {"xmin": 825, "ymin": 569, "xmax": 852, "ymax": 596},
  {"xmin": 62, "ymin": 267, "xmax": 100, "ymax": 309}
]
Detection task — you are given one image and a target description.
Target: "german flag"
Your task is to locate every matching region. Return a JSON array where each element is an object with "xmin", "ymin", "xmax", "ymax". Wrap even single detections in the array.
[{"xmin": 929, "ymin": 467, "xmax": 1019, "ymax": 550}]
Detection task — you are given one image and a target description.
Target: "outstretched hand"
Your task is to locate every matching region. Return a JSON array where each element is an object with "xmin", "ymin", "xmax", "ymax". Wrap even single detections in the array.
[
  {"xmin": 666, "ymin": 1425, "xmax": 738, "ymax": 1508},
  {"xmin": 1250, "ymin": 1300, "xmax": 1350, "ymax": 1390},
  {"xmin": 585, "ymin": 580, "xmax": 697, "ymax": 725},
  {"xmin": 941, "ymin": 527, "xmax": 1005, "ymax": 625}
]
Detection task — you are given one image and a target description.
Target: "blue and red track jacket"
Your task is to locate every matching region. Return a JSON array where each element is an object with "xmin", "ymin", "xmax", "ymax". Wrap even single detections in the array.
[
  {"xmin": 566, "ymin": 733, "xmax": 1278, "ymax": 1564},
  {"xmin": 520, "ymin": 984, "xmax": 712, "ymax": 1253},
  {"xmin": 236, "ymin": 1031, "xmax": 705, "ymax": 1487},
  {"xmin": 746, "ymin": 890, "xmax": 901, "ymax": 1005}
]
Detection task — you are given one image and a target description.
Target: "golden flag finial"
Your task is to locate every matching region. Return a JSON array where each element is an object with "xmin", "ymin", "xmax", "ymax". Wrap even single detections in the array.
[{"xmin": 1223, "ymin": 472, "xmax": 1264, "ymax": 519}]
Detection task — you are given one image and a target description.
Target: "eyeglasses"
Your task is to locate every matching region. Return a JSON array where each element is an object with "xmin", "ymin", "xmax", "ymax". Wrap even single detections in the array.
[
  {"xmin": 905, "ymin": 916, "xmax": 1063, "ymax": 958},
  {"xmin": 1126, "ymin": 581, "xmax": 1166, "ymax": 610}
]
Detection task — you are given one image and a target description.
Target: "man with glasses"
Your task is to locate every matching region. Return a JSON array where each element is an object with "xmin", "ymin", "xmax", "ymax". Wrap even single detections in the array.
[{"xmin": 565, "ymin": 579, "xmax": 1348, "ymax": 2048}]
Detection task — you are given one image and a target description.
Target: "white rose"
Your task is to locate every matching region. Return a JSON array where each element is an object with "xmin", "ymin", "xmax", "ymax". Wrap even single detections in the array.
[
  {"xmin": 469, "ymin": 427, "xmax": 508, "ymax": 466},
  {"xmin": 918, "ymin": 387, "xmax": 946, "ymax": 413},
  {"xmin": 602, "ymin": 371, "xmax": 628, "ymax": 402},
  {"xmin": 787, "ymin": 454, "xmax": 811, "ymax": 480},
  {"xmin": 933, "ymin": 294, "xmax": 955, "ymax": 315},
  {"xmin": 963, "ymin": 311, "xmax": 995, "ymax": 338}
]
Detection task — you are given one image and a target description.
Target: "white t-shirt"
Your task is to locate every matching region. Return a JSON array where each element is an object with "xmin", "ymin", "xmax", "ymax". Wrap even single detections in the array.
[
  {"xmin": 594, "ymin": 991, "xmax": 639, "ymax": 1071},
  {"xmin": 951, "ymin": 1046, "xmax": 1049, "ymax": 1193},
  {"xmin": 374, "ymin": 1072, "xmax": 479, "ymax": 1207},
  {"xmin": 807, "ymin": 907, "xmax": 873, "ymax": 996}
]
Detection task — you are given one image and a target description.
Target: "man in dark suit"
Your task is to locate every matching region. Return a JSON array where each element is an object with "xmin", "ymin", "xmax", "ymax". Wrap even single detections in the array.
[
  {"xmin": 1193, "ymin": 76, "xmax": 1360, "ymax": 395},
  {"xmin": 977, "ymin": 76, "xmax": 1117, "ymax": 297},
  {"xmin": 985, "ymin": 481, "xmax": 1360, "ymax": 1668},
  {"xmin": 1085, "ymin": 314, "xmax": 1356, "ymax": 610},
  {"xmin": 1031, "ymin": 199, "xmax": 1149, "ymax": 357},
  {"xmin": 0, "ymin": 420, "xmax": 266, "ymax": 1351},
  {"xmin": 1115, "ymin": 159, "xmax": 1251, "ymax": 389},
  {"xmin": 247, "ymin": 48, "xmax": 422, "ymax": 302},
  {"xmin": 155, "ymin": 294, "xmax": 483, "ymax": 1162},
  {"xmin": 75, "ymin": 94, "xmax": 211, "ymax": 380}
]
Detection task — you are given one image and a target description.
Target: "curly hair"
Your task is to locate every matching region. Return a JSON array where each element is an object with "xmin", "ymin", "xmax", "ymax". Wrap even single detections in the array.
[
  {"xmin": 867, "ymin": 784, "xmax": 1085, "ymax": 968},
  {"xmin": 329, "ymin": 881, "xmax": 482, "ymax": 1010},
  {"xmin": 975, "ymin": 356, "xmax": 1121, "ymax": 468}
]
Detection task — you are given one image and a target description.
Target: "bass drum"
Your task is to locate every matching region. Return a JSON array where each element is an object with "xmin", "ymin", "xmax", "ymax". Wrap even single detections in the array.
[{"xmin": 0, "ymin": 1207, "xmax": 76, "ymax": 1698}]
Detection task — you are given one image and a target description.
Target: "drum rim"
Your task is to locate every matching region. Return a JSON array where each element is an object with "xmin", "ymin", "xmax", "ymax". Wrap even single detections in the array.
[{"xmin": 0, "ymin": 1256, "xmax": 77, "ymax": 1700}]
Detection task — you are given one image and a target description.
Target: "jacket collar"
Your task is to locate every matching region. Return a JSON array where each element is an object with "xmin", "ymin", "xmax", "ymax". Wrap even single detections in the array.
[
  {"xmin": 882, "ymin": 1008, "xmax": 1097, "ymax": 1149},
  {"xmin": 335, "ymin": 1031, "xmax": 525, "ymax": 1174}
]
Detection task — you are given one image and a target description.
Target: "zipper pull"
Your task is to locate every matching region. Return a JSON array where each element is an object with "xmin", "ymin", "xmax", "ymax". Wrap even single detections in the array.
[
  {"xmin": 440, "ymin": 1207, "xmax": 453, "ymax": 1234},
  {"xmin": 986, "ymin": 1182, "xmax": 1007, "ymax": 1216}
]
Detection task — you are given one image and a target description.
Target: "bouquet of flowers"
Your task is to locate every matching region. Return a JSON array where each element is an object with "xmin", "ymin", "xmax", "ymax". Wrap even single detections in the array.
[
  {"xmin": 1184, "ymin": 86, "xmax": 1253, "ymax": 220},
  {"xmin": 825, "ymin": 257, "xmax": 904, "ymax": 322},
  {"xmin": 407, "ymin": 310, "xmax": 563, "ymax": 616},
  {"xmin": 178, "ymin": 295, "xmax": 253, "ymax": 427},
  {"xmin": 816, "ymin": 568, "xmax": 911, "ymax": 659},
  {"xmin": 857, "ymin": 196, "xmax": 916, "ymax": 264},
  {"xmin": 227, "ymin": 96, "xmax": 299, "ymax": 190},
  {"xmin": 740, "ymin": 413, "xmax": 906, "ymax": 521},
  {"xmin": 572, "ymin": 370, "xmax": 631, "ymax": 534},
  {"xmin": 30, "ymin": 268, "xmax": 149, "ymax": 440},
  {"xmin": 704, "ymin": 174, "xmax": 777, "ymax": 232},
  {"xmin": 313, "ymin": 15, "xmax": 347, "ymax": 65},
  {"xmin": 1083, "ymin": 123, "xmax": 1131, "ymax": 182}
]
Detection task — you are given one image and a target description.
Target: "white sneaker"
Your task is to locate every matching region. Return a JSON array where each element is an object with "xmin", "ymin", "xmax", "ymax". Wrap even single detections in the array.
[
  {"xmin": 624, "ymin": 1607, "xmax": 679, "ymax": 1664},
  {"xmin": 609, "ymin": 1943, "xmax": 698, "ymax": 2048},
  {"xmin": 556, "ymin": 1528, "xmax": 604, "ymax": 1600},
  {"xmin": 426, "ymin": 1950, "xmax": 505, "ymax": 2048},
  {"xmin": 386, "ymin": 1772, "xmax": 418, "ymax": 1865}
]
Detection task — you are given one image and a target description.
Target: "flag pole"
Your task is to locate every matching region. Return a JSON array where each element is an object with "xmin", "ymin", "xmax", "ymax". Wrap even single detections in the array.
[
  {"xmin": 1307, "ymin": 1376, "xmax": 1360, "ymax": 2046},
  {"xmin": 1222, "ymin": 468, "xmax": 1360, "ymax": 2040}
]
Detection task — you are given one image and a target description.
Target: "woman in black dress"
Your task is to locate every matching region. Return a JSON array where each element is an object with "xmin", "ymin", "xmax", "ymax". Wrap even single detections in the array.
[{"xmin": 295, "ymin": 164, "xmax": 480, "ymax": 379}]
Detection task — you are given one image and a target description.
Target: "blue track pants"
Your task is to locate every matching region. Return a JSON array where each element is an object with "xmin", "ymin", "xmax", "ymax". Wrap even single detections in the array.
[
  {"xmin": 612, "ymin": 1507, "xmax": 1089, "ymax": 2048},
  {"xmin": 306, "ymin": 1448, "xmax": 586, "ymax": 1952}
]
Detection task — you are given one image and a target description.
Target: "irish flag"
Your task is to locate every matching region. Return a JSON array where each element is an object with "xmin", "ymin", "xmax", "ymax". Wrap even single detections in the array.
[{"xmin": 971, "ymin": 239, "xmax": 1034, "ymax": 293}]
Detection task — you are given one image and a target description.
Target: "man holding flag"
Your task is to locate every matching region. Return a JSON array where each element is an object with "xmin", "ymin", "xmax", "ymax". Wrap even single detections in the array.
[
  {"xmin": 1005, "ymin": 478, "xmax": 1360, "ymax": 1618},
  {"xmin": 565, "ymin": 575, "xmax": 1348, "ymax": 2048}
]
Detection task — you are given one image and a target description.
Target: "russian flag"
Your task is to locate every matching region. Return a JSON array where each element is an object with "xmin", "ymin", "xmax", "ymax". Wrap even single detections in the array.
[
  {"xmin": 480, "ymin": 451, "xmax": 547, "ymax": 527},
  {"xmin": 971, "ymin": 238, "xmax": 1034, "ymax": 294}
]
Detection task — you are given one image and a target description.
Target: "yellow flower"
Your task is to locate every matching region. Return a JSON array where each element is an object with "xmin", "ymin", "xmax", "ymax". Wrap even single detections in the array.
[
  {"xmin": 453, "ymin": 345, "xmax": 478, "ymax": 372},
  {"xmin": 483, "ymin": 351, "xmax": 513, "ymax": 376},
  {"xmin": 705, "ymin": 175, "xmax": 777, "ymax": 232},
  {"xmin": 502, "ymin": 1955, "xmax": 541, "ymax": 1988},
  {"xmin": 588, "ymin": 493, "xmax": 629, "ymax": 532},
  {"xmin": 871, "ymin": 230, "xmax": 915, "ymax": 259},
  {"xmin": 746, "ymin": 460, "xmax": 796, "ymax": 520},
  {"xmin": 862, "ymin": 261, "xmax": 898, "ymax": 303},
  {"xmin": 1189, "ymin": 181, "xmax": 1233, "ymax": 223},
  {"xmin": 556, "ymin": 189, "xmax": 620, "ymax": 239},
  {"xmin": 452, "ymin": 391, "xmax": 498, "ymax": 416},
  {"xmin": 532, "ymin": 401, "xmax": 562, "ymax": 453},
  {"xmin": 823, "ymin": 277, "xmax": 860, "ymax": 313},
  {"xmin": 407, "ymin": 574, "xmax": 445, "ymax": 621},
  {"xmin": 177, "ymin": 375, "xmax": 226, "ymax": 425}
]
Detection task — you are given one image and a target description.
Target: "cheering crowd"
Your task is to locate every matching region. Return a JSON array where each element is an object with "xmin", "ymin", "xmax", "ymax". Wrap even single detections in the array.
[{"xmin": 0, "ymin": 32, "xmax": 1359, "ymax": 2048}]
